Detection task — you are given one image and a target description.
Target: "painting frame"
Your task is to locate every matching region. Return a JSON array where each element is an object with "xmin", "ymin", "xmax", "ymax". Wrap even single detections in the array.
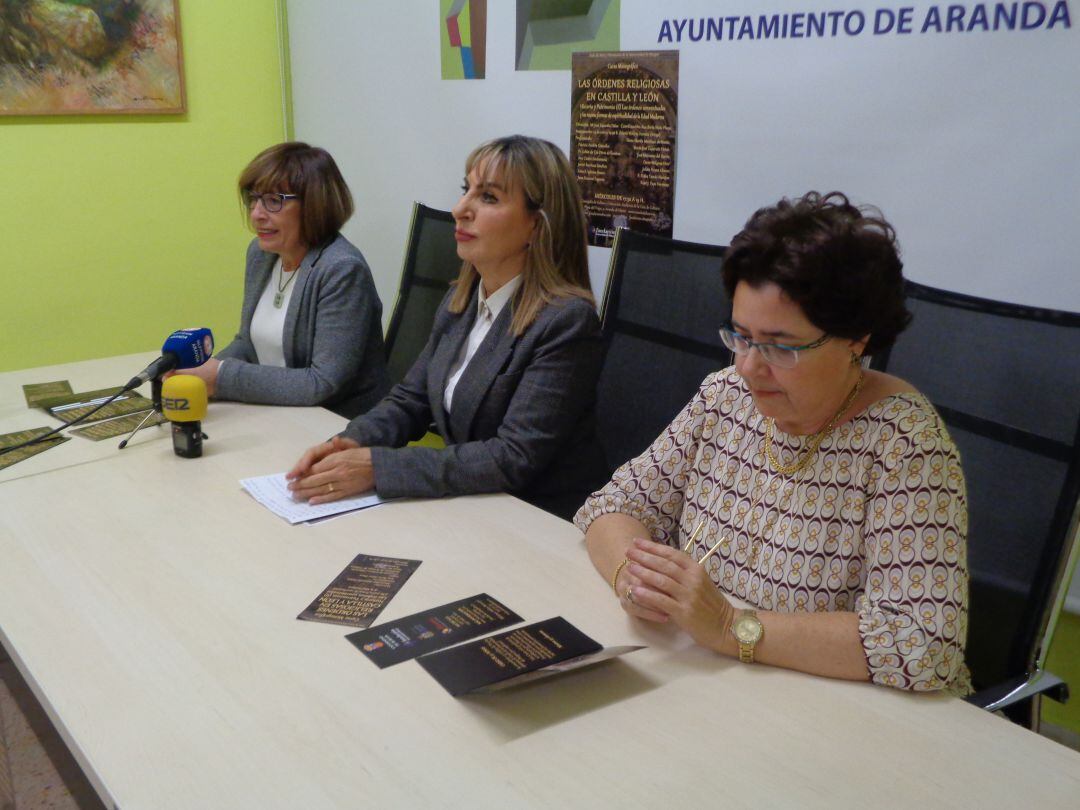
[{"xmin": 0, "ymin": 0, "xmax": 186, "ymax": 116}]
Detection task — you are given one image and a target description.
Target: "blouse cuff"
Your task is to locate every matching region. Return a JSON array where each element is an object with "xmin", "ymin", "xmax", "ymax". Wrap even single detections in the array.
[
  {"xmin": 573, "ymin": 490, "xmax": 661, "ymax": 537},
  {"xmin": 857, "ymin": 595, "xmax": 969, "ymax": 694}
]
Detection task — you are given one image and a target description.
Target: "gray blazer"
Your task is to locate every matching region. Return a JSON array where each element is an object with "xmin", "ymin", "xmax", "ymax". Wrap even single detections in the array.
[
  {"xmin": 216, "ymin": 235, "xmax": 390, "ymax": 418},
  {"xmin": 340, "ymin": 283, "xmax": 607, "ymax": 520}
]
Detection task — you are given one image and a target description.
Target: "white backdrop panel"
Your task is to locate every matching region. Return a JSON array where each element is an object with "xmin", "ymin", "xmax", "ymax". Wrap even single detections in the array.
[
  {"xmin": 287, "ymin": 0, "xmax": 1080, "ymax": 606},
  {"xmin": 288, "ymin": 0, "xmax": 1079, "ymax": 312}
]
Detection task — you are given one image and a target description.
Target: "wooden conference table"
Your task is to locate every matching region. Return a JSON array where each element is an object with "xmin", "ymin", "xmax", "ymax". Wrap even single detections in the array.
[{"xmin": 0, "ymin": 353, "xmax": 1078, "ymax": 809}]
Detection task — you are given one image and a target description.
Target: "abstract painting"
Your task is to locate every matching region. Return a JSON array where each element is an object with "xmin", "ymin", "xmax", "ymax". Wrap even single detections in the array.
[
  {"xmin": 515, "ymin": 0, "xmax": 619, "ymax": 71},
  {"xmin": 0, "ymin": 0, "xmax": 184, "ymax": 115},
  {"xmin": 441, "ymin": 0, "xmax": 486, "ymax": 80}
]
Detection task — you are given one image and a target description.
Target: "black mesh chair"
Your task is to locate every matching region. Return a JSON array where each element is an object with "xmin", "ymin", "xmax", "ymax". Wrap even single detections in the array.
[
  {"xmin": 869, "ymin": 281, "xmax": 1080, "ymax": 728},
  {"xmin": 384, "ymin": 202, "xmax": 460, "ymax": 387},
  {"xmin": 596, "ymin": 228, "xmax": 732, "ymax": 476}
]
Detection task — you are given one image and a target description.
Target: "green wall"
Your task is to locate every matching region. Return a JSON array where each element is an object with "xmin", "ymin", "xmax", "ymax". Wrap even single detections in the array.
[
  {"xmin": 1, "ymin": 1, "xmax": 288, "ymax": 372},
  {"xmin": 1044, "ymin": 610, "xmax": 1080, "ymax": 732}
]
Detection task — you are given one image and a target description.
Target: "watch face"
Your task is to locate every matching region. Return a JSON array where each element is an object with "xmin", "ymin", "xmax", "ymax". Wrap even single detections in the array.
[{"xmin": 733, "ymin": 614, "xmax": 762, "ymax": 643}]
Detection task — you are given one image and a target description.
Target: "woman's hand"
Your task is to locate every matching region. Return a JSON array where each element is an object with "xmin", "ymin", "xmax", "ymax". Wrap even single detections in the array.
[
  {"xmin": 614, "ymin": 540, "xmax": 671, "ymax": 624},
  {"xmin": 164, "ymin": 358, "xmax": 221, "ymax": 396},
  {"xmin": 282, "ymin": 434, "xmax": 367, "ymax": 505},
  {"xmin": 286, "ymin": 436, "xmax": 359, "ymax": 481},
  {"xmin": 624, "ymin": 538, "xmax": 735, "ymax": 651},
  {"xmin": 286, "ymin": 437, "xmax": 372, "ymax": 504}
]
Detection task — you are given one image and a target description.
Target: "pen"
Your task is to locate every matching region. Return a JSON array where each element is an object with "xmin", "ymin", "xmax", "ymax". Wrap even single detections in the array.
[
  {"xmin": 697, "ymin": 537, "xmax": 725, "ymax": 565},
  {"xmin": 682, "ymin": 518, "xmax": 706, "ymax": 552},
  {"xmin": 52, "ymin": 395, "xmax": 128, "ymax": 412}
]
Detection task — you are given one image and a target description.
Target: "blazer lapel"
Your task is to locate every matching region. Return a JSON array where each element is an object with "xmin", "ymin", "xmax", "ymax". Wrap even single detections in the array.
[
  {"xmin": 281, "ymin": 243, "xmax": 322, "ymax": 367},
  {"xmin": 447, "ymin": 303, "xmax": 517, "ymax": 442},
  {"xmin": 428, "ymin": 293, "xmax": 478, "ymax": 441}
]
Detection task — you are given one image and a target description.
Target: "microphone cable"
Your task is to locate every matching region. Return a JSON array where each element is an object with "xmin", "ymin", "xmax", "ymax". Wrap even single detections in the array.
[
  {"xmin": 3, "ymin": 325, "xmax": 220, "ymax": 459},
  {"xmin": 0, "ymin": 389, "xmax": 131, "ymax": 456}
]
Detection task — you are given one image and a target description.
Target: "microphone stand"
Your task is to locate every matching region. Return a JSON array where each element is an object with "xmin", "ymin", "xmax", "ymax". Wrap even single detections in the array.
[{"xmin": 118, "ymin": 378, "xmax": 165, "ymax": 450}]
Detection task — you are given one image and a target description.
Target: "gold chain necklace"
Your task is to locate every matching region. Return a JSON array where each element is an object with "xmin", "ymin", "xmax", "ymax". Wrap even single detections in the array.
[
  {"xmin": 684, "ymin": 417, "xmax": 805, "ymax": 568},
  {"xmin": 685, "ymin": 375, "xmax": 862, "ymax": 571},
  {"xmin": 764, "ymin": 370, "xmax": 864, "ymax": 476}
]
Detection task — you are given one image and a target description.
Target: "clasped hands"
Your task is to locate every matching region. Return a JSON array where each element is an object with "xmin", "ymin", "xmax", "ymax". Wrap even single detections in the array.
[
  {"xmin": 616, "ymin": 538, "xmax": 735, "ymax": 652},
  {"xmin": 286, "ymin": 436, "xmax": 375, "ymax": 504}
]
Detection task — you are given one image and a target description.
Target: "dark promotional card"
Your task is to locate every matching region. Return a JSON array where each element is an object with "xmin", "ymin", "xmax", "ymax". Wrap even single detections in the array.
[
  {"xmin": 298, "ymin": 554, "xmax": 421, "ymax": 629},
  {"xmin": 417, "ymin": 616, "xmax": 637, "ymax": 696},
  {"xmin": 346, "ymin": 594, "xmax": 522, "ymax": 669}
]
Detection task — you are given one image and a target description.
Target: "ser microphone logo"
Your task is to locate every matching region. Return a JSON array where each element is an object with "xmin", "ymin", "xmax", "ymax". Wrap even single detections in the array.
[{"xmin": 162, "ymin": 397, "xmax": 190, "ymax": 411}]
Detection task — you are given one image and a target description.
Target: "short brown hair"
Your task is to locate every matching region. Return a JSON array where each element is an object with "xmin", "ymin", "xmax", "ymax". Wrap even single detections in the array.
[
  {"xmin": 449, "ymin": 135, "xmax": 594, "ymax": 336},
  {"xmin": 722, "ymin": 191, "xmax": 911, "ymax": 355},
  {"xmin": 238, "ymin": 142, "xmax": 353, "ymax": 248}
]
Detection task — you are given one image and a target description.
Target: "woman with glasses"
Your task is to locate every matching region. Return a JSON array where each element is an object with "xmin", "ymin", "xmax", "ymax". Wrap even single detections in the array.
[
  {"xmin": 576, "ymin": 191, "xmax": 971, "ymax": 693},
  {"xmin": 285, "ymin": 135, "xmax": 607, "ymax": 520},
  {"xmin": 178, "ymin": 142, "xmax": 389, "ymax": 417}
]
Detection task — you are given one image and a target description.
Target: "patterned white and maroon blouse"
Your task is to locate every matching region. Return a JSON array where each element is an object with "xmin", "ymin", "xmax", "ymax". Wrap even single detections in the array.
[{"xmin": 574, "ymin": 367, "xmax": 972, "ymax": 694}]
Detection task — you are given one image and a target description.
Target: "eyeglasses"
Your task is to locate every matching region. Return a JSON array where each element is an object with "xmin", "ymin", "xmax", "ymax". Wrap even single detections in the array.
[
  {"xmin": 718, "ymin": 325, "xmax": 829, "ymax": 369},
  {"xmin": 244, "ymin": 191, "xmax": 299, "ymax": 213}
]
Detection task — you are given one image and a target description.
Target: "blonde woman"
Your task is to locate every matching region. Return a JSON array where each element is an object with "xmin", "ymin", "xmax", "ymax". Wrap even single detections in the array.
[{"xmin": 287, "ymin": 135, "xmax": 606, "ymax": 519}]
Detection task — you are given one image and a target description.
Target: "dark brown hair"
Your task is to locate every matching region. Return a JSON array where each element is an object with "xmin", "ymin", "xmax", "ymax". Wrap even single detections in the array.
[
  {"xmin": 722, "ymin": 191, "xmax": 911, "ymax": 355},
  {"xmin": 238, "ymin": 142, "xmax": 353, "ymax": 249}
]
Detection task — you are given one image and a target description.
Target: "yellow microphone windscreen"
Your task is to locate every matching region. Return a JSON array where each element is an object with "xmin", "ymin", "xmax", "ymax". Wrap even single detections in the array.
[{"xmin": 162, "ymin": 375, "xmax": 208, "ymax": 422}]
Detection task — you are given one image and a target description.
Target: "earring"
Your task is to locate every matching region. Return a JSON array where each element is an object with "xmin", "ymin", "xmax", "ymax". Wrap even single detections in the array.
[{"xmin": 850, "ymin": 351, "xmax": 861, "ymax": 366}]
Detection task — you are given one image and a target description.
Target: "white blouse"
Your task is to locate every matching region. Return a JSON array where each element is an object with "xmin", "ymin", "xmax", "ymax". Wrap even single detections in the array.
[
  {"xmin": 443, "ymin": 274, "xmax": 523, "ymax": 412},
  {"xmin": 249, "ymin": 258, "xmax": 295, "ymax": 367}
]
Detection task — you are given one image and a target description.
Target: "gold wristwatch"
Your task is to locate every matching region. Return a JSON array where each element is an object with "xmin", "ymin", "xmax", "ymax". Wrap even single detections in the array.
[{"xmin": 731, "ymin": 609, "xmax": 764, "ymax": 664}]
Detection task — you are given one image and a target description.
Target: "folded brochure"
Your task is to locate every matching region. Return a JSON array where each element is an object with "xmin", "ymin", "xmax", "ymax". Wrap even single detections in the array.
[{"xmin": 416, "ymin": 616, "xmax": 644, "ymax": 695}]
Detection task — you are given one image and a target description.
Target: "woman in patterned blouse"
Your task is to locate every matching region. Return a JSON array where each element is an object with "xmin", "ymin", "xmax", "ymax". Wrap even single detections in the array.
[{"xmin": 575, "ymin": 191, "xmax": 971, "ymax": 693}]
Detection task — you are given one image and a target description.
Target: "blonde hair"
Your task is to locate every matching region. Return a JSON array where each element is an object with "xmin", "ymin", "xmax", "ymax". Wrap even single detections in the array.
[{"xmin": 449, "ymin": 135, "xmax": 593, "ymax": 335}]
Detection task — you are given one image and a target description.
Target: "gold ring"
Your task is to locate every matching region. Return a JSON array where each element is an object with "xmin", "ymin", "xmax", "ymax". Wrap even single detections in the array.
[
  {"xmin": 625, "ymin": 586, "xmax": 635, "ymax": 604},
  {"xmin": 327, "ymin": 482, "xmax": 335, "ymax": 494}
]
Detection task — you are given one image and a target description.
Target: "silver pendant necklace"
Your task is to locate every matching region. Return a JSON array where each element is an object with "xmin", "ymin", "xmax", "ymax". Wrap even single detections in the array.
[
  {"xmin": 273, "ymin": 260, "xmax": 298, "ymax": 309},
  {"xmin": 271, "ymin": 244, "xmax": 327, "ymax": 309}
]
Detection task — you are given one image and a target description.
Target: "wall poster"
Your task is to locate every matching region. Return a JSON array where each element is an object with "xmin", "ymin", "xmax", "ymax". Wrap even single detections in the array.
[{"xmin": 571, "ymin": 49, "xmax": 678, "ymax": 247}]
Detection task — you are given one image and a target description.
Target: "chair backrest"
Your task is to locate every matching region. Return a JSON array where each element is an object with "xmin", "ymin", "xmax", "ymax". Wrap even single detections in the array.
[
  {"xmin": 384, "ymin": 202, "xmax": 459, "ymax": 386},
  {"xmin": 869, "ymin": 281, "xmax": 1080, "ymax": 693},
  {"xmin": 596, "ymin": 228, "xmax": 732, "ymax": 476}
]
